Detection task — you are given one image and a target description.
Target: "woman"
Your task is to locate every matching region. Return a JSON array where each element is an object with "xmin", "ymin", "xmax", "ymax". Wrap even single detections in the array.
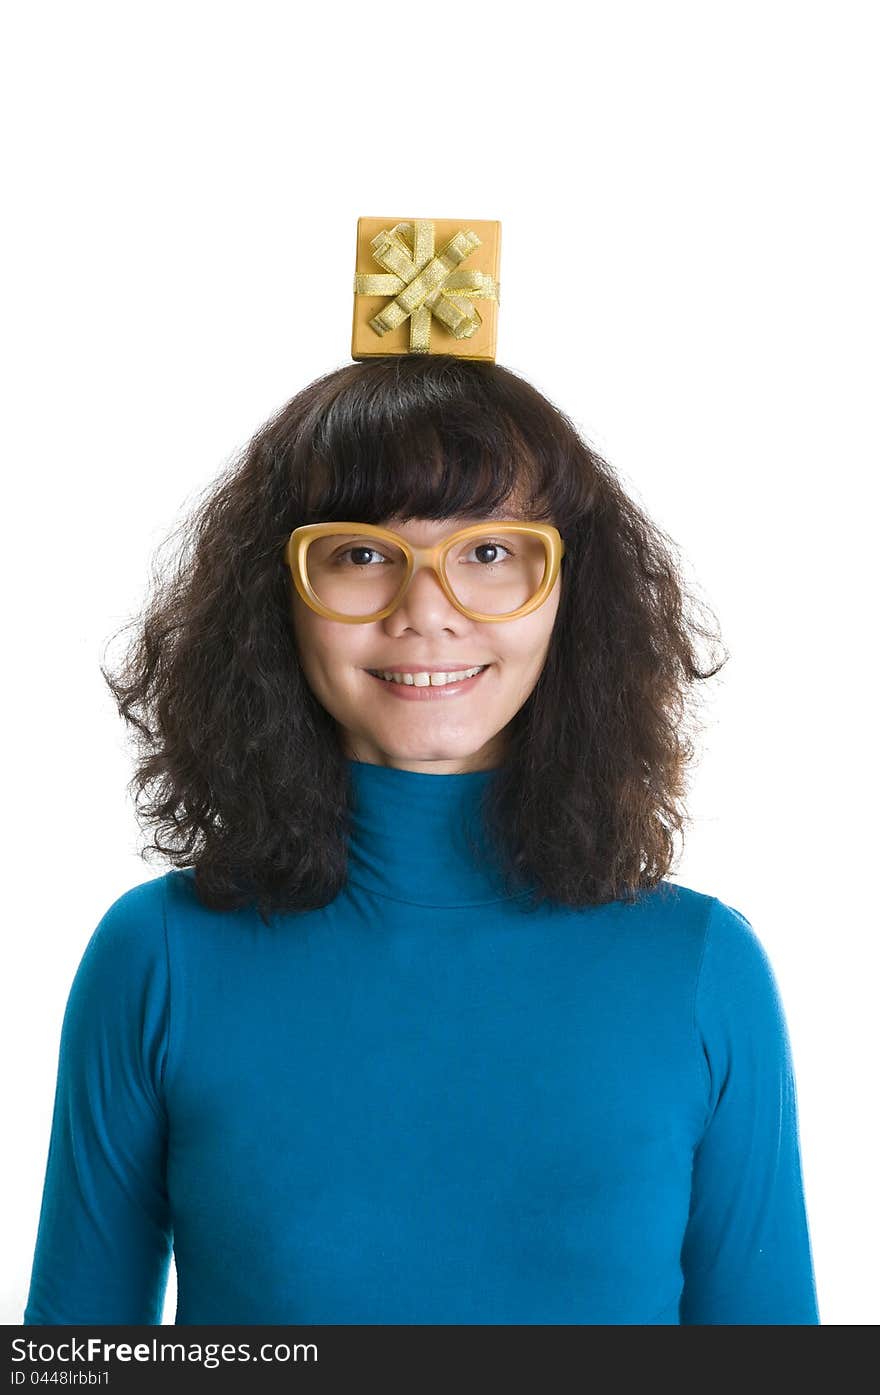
[{"xmin": 23, "ymin": 354, "xmax": 820, "ymax": 1324}]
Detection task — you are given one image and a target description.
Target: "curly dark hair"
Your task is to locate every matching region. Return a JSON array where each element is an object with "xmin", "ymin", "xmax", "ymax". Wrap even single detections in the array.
[{"xmin": 100, "ymin": 354, "xmax": 728, "ymax": 924}]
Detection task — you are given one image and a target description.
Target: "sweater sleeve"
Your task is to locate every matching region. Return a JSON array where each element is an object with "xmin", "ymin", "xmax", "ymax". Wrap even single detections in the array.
[
  {"xmin": 23, "ymin": 878, "xmax": 174, "ymax": 1325},
  {"xmin": 679, "ymin": 897, "xmax": 820, "ymax": 1324}
]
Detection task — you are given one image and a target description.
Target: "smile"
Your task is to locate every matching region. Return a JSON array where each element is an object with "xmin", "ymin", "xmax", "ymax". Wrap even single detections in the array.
[{"xmin": 365, "ymin": 664, "xmax": 492, "ymax": 699}]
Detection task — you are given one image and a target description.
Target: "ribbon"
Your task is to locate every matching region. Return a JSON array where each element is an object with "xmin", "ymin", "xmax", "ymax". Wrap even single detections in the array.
[{"xmin": 353, "ymin": 220, "xmax": 499, "ymax": 353}]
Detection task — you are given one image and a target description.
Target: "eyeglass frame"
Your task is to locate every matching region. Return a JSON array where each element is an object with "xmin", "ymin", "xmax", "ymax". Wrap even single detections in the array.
[{"xmin": 284, "ymin": 520, "xmax": 566, "ymax": 624}]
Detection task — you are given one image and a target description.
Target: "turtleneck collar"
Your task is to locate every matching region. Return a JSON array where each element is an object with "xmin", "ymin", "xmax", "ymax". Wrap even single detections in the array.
[{"xmin": 344, "ymin": 757, "xmax": 525, "ymax": 908}]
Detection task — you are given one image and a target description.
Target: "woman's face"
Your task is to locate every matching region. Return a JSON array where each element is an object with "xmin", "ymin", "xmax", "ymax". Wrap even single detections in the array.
[{"xmin": 289, "ymin": 512, "xmax": 562, "ymax": 774}]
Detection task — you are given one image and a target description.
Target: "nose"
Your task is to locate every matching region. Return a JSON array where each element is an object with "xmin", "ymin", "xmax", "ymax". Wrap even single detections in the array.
[{"xmin": 393, "ymin": 561, "xmax": 461, "ymax": 619}]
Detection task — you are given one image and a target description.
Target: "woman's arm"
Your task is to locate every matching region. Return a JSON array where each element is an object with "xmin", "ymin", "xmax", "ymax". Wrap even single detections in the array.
[
  {"xmin": 23, "ymin": 878, "xmax": 173, "ymax": 1324},
  {"xmin": 680, "ymin": 897, "xmax": 820, "ymax": 1324}
]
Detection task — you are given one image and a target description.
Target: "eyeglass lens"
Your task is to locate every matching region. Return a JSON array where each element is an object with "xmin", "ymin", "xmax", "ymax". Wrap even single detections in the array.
[{"xmin": 304, "ymin": 528, "xmax": 548, "ymax": 617}]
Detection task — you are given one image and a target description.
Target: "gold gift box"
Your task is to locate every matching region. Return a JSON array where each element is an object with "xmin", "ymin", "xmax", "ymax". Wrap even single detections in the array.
[{"xmin": 351, "ymin": 216, "xmax": 501, "ymax": 362}]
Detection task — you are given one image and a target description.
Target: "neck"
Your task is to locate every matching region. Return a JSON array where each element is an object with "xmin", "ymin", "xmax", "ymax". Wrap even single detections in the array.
[{"xmin": 344, "ymin": 757, "xmax": 523, "ymax": 907}]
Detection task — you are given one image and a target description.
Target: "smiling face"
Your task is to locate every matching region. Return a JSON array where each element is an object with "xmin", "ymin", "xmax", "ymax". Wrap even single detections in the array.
[{"xmin": 288, "ymin": 510, "xmax": 563, "ymax": 774}]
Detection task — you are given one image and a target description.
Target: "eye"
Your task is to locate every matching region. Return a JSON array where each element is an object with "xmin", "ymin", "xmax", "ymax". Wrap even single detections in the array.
[
  {"xmin": 462, "ymin": 541, "xmax": 514, "ymax": 565},
  {"xmin": 333, "ymin": 546, "xmax": 392, "ymax": 567}
]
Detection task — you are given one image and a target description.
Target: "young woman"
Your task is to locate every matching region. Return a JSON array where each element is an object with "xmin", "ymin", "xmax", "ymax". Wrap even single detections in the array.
[{"xmin": 23, "ymin": 354, "xmax": 820, "ymax": 1324}]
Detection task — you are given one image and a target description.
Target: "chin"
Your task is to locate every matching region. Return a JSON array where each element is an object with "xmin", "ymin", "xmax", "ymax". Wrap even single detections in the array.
[{"xmin": 364, "ymin": 732, "xmax": 487, "ymax": 760}]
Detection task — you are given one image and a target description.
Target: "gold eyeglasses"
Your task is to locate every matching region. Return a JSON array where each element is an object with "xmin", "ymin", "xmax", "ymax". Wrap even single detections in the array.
[{"xmin": 285, "ymin": 521, "xmax": 566, "ymax": 624}]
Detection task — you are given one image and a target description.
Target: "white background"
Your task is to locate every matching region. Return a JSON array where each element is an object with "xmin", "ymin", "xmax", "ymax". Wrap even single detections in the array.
[{"xmin": 2, "ymin": 0, "xmax": 877, "ymax": 1326}]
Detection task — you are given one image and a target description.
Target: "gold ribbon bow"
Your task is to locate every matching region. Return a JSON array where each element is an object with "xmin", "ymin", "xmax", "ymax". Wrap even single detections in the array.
[{"xmin": 353, "ymin": 220, "xmax": 499, "ymax": 354}]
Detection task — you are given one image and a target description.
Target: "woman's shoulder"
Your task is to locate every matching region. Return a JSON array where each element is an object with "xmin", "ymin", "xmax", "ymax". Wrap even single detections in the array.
[
  {"xmin": 56, "ymin": 874, "xmax": 175, "ymax": 1049},
  {"xmin": 72, "ymin": 872, "xmax": 172, "ymax": 979},
  {"xmin": 98, "ymin": 867, "xmax": 200, "ymax": 925},
  {"xmin": 637, "ymin": 877, "xmax": 754, "ymax": 937},
  {"xmin": 624, "ymin": 877, "xmax": 730, "ymax": 944},
  {"xmin": 647, "ymin": 880, "xmax": 790, "ymax": 1043},
  {"xmin": 624, "ymin": 878, "xmax": 768, "ymax": 986},
  {"xmin": 90, "ymin": 867, "xmax": 223, "ymax": 959}
]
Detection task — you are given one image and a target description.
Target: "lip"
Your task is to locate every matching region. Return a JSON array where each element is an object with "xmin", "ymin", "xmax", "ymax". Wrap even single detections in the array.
[
  {"xmin": 365, "ymin": 664, "xmax": 492, "ymax": 700},
  {"xmin": 364, "ymin": 665, "xmax": 489, "ymax": 674}
]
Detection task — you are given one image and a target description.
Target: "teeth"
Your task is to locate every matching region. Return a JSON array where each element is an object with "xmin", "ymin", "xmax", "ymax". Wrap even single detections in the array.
[{"xmin": 370, "ymin": 665, "xmax": 487, "ymax": 687}]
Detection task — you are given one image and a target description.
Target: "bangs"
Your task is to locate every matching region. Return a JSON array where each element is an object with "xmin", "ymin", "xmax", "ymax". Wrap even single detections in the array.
[{"xmin": 295, "ymin": 357, "xmax": 573, "ymax": 528}]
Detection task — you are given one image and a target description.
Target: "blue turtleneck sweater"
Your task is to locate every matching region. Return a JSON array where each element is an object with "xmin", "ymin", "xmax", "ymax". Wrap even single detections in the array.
[{"xmin": 23, "ymin": 758, "xmax": 819, "ymax": 1324}]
